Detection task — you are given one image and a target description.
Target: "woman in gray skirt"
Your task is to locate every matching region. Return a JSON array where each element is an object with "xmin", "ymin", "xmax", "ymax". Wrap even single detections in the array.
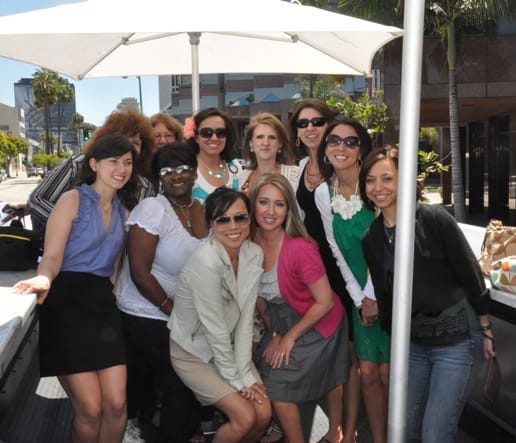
[{"xmin": 250, "ymin": 173, "xmax": 349, "ymax": 443}]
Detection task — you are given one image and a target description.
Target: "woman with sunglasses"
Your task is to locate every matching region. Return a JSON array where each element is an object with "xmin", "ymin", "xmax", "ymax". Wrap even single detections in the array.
[
  {"xmin": 315, "ymin": 117, "xmax": 390, "ymax": 443},
  {"xmin": 250, "ymin": 173, "xmax": 348, "ymax": 443},
  {"xmin": 169, "ymin": 187, "xmax": 271, "ymax": 443},
  {"xmin": 115, "ymin": 143, "xmax": 207, "ymax": 443},
  {"xmin": 186, "ymin": 107, "xmax": 244, "ymax": 202},
  {"xmin": 360, "ymin": 146, "xmax": 493, "ymax": 443},
  {"xmin": 289, "ymin": 99, "xmax": 361, "ymax": 443}
]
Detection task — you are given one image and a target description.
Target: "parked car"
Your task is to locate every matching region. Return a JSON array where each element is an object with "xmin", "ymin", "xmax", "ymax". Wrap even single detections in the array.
[
  {"xmin": 28, "ymin": 167, "xmax": 44, "ymax": 177},
  {"xmin": 0, "ymin": 169, "xmax": 7, "ymax": 182}
]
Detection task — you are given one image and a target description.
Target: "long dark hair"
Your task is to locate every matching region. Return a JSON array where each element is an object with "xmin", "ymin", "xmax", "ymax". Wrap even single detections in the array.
[
  {"xmin": 359, "ymin": 145, "xmax": 399, "ymax": 211},
  {"xmin": 317, "ymin": 117, "xmax": 373, "ymax": 183},
  {"xmin": 186, "ymin": 107, "xmax": 238, "ymax": 162},
  {"xmin": 74, "ymin": 133, "xmax": 139, "ymax": 209},
  {"xmin": 288, "ymin": 98, "xmax": 337, "ymax": 161}
]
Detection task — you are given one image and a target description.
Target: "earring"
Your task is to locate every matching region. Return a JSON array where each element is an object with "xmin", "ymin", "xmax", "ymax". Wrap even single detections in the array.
[
  {"xmin": 295, "ymin": 138, "xmax": 300, "ymax": 148},
  {"xmin": 249, "ymin": 143, "xmax": 253, "ymax": 152},
  {"xmin": 324, "ymin": 155, "xmax": 330, "ymax": 165}
]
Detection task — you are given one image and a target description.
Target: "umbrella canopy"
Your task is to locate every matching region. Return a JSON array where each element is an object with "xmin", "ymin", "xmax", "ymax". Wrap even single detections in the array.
[{"xmin": 0, "ymin": 0, "xmax": 402, "ymax": 110}]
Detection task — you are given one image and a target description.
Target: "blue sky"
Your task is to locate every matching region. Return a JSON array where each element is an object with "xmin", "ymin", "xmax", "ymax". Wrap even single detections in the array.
[{"xmin": 0, "ymin": 0, "xmax": 159, "ymax": 126}]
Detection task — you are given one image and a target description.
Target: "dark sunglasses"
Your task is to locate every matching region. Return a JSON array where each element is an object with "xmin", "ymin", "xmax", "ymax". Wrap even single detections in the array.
[
  {"xmin": 213, "ymin": 213, "xmax": 250, "ymax": 225},
  {"xmin": 296, "ymin": 117, "xmax": 327, "ymax": 129},
  {"xmin": 159, "ymin": 165, "xmax": 193, "ymax": 177},
  {"xmin": 197, "ymin": 127, "xmax": 228, "ymax": 139},
  {"xmin": 326, "ymin": 134, "xmax": 361, "ymax": 149}
]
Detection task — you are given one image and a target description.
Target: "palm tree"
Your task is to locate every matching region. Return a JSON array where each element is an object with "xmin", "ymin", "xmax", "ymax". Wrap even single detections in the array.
[
  {"xmin": 55, "ymin": 77, "xmax": 74, "ymax": 155},
  {"xmin": 32, "ymin": 69, "xmax": 61, "ymax": 154},
  {"xmin": 339, "ymin": 0, "xmax": 514, "ymax": 221}
]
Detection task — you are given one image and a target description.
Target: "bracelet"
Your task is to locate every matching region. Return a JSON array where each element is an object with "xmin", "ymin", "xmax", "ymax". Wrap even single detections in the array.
[
  {"xmin": 159, "ymin": 297, "xmax": 170, "ymax": 308},
  {"xmin": 479, "ymin": 322, "xmax": 493, "ymax": 331}
]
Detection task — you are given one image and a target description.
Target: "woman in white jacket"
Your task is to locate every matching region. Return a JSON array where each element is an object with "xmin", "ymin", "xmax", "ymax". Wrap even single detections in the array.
[{"xmin": 169, "ymin": 187, "xmax": 272, "ymax": 443}]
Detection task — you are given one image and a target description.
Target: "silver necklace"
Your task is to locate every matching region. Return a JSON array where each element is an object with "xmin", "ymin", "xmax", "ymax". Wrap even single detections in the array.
[
  {"xmin": 384, "ymin": 225, "xmax": 396, "ymax": 244},
  {"xmin": 201, "ymin": 159, "xmax": 227, "ymax": 179}
]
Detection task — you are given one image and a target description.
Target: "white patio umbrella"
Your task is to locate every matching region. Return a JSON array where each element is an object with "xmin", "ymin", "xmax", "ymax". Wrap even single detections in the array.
[{"xmin": 0, "ymin": 0, "xmax": 402, "ymax": 111}]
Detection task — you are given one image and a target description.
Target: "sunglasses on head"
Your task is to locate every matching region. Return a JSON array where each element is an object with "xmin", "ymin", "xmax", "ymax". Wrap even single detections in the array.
[
  {"xmin": 213, "ymin": 213, "xmax": 250, "ymax": 225},
  {"xmin": 197, "ymin": 127, "xmax": 228, "ymax": 139},
  {"xmin": 296, "ymin": 117, "xmax": 327, "ymax": 129},
  {"xmin": 326, "ymin": 134, "xmax": 361, "ymax": 149},
  {"xmin": 159, "ymin": 164, "xmax": 193, "ymax": 177}
]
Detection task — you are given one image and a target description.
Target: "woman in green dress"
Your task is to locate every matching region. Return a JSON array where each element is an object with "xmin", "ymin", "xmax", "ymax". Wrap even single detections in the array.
[{"xmin": 315, "ymin": 117, "xmax": 390, "ymax": 443}]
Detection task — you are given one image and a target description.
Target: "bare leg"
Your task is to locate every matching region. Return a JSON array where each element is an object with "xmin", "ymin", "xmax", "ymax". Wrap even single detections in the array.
[
  {"xmin": 97, "ymin": 365, "xmax": 127, "ymax": 443},
  {"xmin": 273, "ymin": 401, "xmax": 304, "ymax": 443},
  {"xmin": 323, "ymin": 384, "xmax": 344, "ymax": 443},
  {"xmin": 360, "ymin": 360, "xmax": 388, "ymax": 443},
  {"xmin": 59, "ymin": 373, "xmax": 103, "ymax": 443},
  {"xmin": 343, "ymin": 342, "xmax": 361, "ymax": 443},
  {"xmin": 214, "ymin": 392, "xmax": 271, "ymax": 443}
]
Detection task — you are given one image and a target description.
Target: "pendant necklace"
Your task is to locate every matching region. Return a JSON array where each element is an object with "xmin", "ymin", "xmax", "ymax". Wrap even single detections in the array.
[
  {"xmin": 167, "ymin": 196, "xmax": 194, "ymax": 230},
  {"xmin": 384, "ymin": 225, "xmax": 396, "ymax": 245},
  {"xmin": 200, "ymin": 158, "xmax": 227, "ymax": 180},
  {"xmin": 305, "ymin": 158, "xmax": 322, "ymax": 189}
]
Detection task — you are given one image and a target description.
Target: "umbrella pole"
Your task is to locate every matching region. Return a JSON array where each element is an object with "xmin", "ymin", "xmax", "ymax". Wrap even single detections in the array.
[
  {"xmin": 189, "ymin": 32, "xmax": 201, "ymax": 113},
  {"xmin": 387, "ymin": 1, "xmax": 425, "ymax": 442}
]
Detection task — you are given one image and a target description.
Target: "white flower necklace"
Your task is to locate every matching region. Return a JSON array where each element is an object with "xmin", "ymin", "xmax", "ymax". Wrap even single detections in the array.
[{"xmin": 331, "ymin": 178, "xmax": 363, "ymax": 220}]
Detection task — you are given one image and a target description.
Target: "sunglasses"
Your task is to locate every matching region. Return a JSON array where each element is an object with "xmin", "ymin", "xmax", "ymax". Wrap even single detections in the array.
[
  {"xmin": 159, "ymin": 165, "xmax": 193, "ymax": 177},
  {"xmin": 197, "ymin": 127, "xmax": 228, "ymax": 139},
  {"xmin": 296, "ymin": 117, "xmax": 327, "ymax": 129},
  {"xmin": 213, "ymin": 213, "xmax": 250, "ymax": 225},
  {"xmin": 326, "ymin": 134, "xmax": 361, "ymax": 149}
]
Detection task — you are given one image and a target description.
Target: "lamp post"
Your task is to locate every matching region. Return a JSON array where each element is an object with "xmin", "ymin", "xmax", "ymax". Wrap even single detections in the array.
[
  {"xmin": 137, "ymin": 76, "xmax": 143, "ymax": 113},
  {"xmin": 122, "ymin": 76, "xmax": 143, "ymax": 113}
]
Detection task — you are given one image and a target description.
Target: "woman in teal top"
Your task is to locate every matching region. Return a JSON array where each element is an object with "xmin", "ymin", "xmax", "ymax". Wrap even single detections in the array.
[{"xmin": 315, "ymin": 117, "xmax": 390, "ymax": 443}]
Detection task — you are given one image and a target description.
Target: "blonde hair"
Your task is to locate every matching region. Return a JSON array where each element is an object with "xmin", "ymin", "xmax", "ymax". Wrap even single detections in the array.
[{"xmin": 248, "ymin": 172, "xmax": 311, "ymax": 241}]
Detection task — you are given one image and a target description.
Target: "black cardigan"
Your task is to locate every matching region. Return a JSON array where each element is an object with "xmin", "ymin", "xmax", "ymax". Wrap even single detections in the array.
[{"xmin": 362, "ymin": 204, "xmax": 490, "ymax": 332}]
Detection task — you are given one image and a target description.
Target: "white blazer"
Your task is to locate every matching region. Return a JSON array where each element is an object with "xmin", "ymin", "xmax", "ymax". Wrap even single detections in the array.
[{"xmin": 168, "ymin": 236, "xmax": 263, "ymax": 391}]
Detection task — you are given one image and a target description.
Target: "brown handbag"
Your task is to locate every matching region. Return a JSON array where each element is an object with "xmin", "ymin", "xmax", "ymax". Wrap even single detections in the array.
[{"xmin": 478, "ymin": 219, "xmax": 516, "ymax": 277}]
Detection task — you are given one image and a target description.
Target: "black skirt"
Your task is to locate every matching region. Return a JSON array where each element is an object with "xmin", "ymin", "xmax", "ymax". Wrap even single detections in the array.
[{"xmin": 39, "ymin": 271, "xmax": 126, "ymax": 376}]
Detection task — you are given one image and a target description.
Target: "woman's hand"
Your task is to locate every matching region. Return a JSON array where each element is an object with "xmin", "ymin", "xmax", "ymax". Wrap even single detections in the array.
[
  {"xmin": 13, "ymin": 275, "xmax": 51, "ymax": 304},
  {"xmin": 482, "ymin": 329, "xmax": 496, "ymax": 359},
  {"xmin": 262, "ymin": 333, "xmax": 281, "ymax": 365},
  {"xmin": 269, "ymin": 333, "xmax": 295, "ymax": 369},
  {"xmin": 360, "ymin": 297, "xmax": 378, "ymax": 326},
  {"xmin": 239, "ymin": 383, "xmax": 268, "ymax": 404}
]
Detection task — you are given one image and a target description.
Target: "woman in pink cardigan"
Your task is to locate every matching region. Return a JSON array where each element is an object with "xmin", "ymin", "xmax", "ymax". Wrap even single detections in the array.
[{"xmin": 250, "ymin": 173, "xmax": 349, "ymax": 443}]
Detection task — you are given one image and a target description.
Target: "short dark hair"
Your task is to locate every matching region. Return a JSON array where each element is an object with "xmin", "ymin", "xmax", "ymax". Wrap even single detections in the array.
[
  {"xmin": 152, "ymin": 143, "xmax": 198, "ymax": 179},
  {"xmin": 359, "ymin": 145, "xmax": 399, "ymax": 211},
  {"xmin": 204, "ymin": 187, "xmax": 250, "ymax": 226}
]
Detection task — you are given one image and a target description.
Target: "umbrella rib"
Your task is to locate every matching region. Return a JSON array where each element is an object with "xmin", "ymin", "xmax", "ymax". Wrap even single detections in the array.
[
  {"xmin": 124, "ymin": 32, "xmax": 183, "ymax": 45},
  {"xmin": 77, "ymin": 33, "xmax": 135, "ymax": 79}
]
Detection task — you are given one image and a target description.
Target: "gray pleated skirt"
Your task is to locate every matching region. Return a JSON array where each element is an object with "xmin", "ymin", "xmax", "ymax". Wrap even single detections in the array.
[{"xmin": 255, "ymin": 301, "xmax": 349, "ymax": 403}]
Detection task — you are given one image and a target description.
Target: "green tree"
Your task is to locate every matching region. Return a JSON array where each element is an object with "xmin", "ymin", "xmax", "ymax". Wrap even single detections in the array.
[
  {"xmin": 328, "ymin": 90, "xmax": 389, "ymax": 145},
  {"xmin": 337, "ymin": 0, "xmax": 514, "ymax": 221},
  {"xmin": 68, "ymin": 112, "xmax": 85, "ymax": 150},
  {"xmin": 32, "ymin": 69, "xmax": 62, "ymax": 155},
  {"xmin": 55, "ymin": 77, "xmax": 74, "ymax": 155}
]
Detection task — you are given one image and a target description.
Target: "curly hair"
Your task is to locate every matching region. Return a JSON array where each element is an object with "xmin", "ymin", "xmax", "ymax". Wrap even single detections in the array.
[{"xmin": 242, "ymin": 113, "xmax": 293, "ymax": 169}]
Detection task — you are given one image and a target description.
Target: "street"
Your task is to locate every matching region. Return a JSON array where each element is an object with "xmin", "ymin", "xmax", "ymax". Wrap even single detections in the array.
[{"xmin": 0, "ymin": 174, "xmax": 39, "ymax": 206}]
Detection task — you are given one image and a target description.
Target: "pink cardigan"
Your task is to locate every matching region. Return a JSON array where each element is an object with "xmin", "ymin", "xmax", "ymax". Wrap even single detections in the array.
[{"xmin": 277, "ymin": 235, "xmax": 343, "ymax": 338}]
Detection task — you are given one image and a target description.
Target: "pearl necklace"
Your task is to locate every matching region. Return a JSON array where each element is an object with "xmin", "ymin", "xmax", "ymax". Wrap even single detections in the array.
[{"xmin": 331, "ymin": 178, "xmax": 363, "ymax": 220}]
